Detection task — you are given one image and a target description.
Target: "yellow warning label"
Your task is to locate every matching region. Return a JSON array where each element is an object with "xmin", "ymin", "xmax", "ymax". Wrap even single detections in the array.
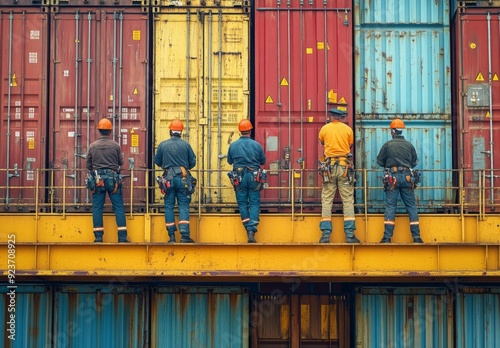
[
  {"xmin": 494, "ymin": 74, "xmax": 499, "ymax": 81},
  {"xmin": 476, "ymin": 72, "xmax": 485, "ymax": 81},
  {"xmin": 317, "ymin": 42, "xmax": 325, "ymax": 50},
  {"xmin": 109, "ymin": 94, "xmax": 114, "ymax": 101},
  {"xmin": 470, "ymin": 43, "xmax": 477, "ymax": 49},
  {"xmin": 265, "ymin": 95, "xmax": 274, "ymax": 103},
  {"xmin": 131, "ymin": 134, "xmax": 139, "ymax": 147},
  {"xmin": 486, "ymin": 111, "xmax": 491, "ymax": 118},
  {"xmin": 133, "ymin": 87, "xmax": 138, "ymax": 95},
  {"xmin": 133, "ymin": 30, "xmax": 141, "ymax": 41},
  {"xmin": 28, "ymin": 138, "xmax": 35, "ymax": 149},
  {"xmin": 280, "ymin": 78, "xmax": 288, "ymax": 86},
  {"xmin": 328, "ymin": 90, "xmax": 337, "ymax": 103},
  {"xmin": 308, "ymin": 116, "xmax": 314, "ymax": 122},
  {"xmin": 306, "ymin": 48, "xmax": 313, "ymax": 54},
  {"xmin": 339, "ymin": 97, "xmax": 347, "ymax": 104}
]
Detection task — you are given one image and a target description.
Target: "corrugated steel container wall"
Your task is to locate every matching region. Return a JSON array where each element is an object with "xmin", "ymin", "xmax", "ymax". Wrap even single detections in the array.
[
  {"xmin": 0, "ymin": 8, "xmax": 48, "ymax": 211},
  {"xmin": 53, "ymin": 285, "xmax": 148, "ymax": 348},
  {"xmin": 354, "ymin": 0, "xmax": 452, "ymax": 212},
  {"xmin": 456, "ymin": 288, "xmax": 500, "ymax": 348},
  {"xmin": 49, "ymin": 3, "xmax": 149, "ymax": 210},
  {"xmin": 356, "ymin": 287, "xmax": 453, "ymax": 348},
  {"xmin": 151, "ymin": 286, "xmax": 249, "ymax": 348},
  {"xmin": 153, "ymin": 1, "xmax": 250, "ymax": 207},
  {"xmin": 355, "ymin": 120, "xmax": 455, "ymax": 213},
  {"xmin": 452, "ymin": 7, "xmax": 500, "ymax": 212},
  {"xmin": 254, "ymin": 0, "xmax": 354, "ymax": 209},
  {"xmin": 0, "ymin": 285, "xmax": 51, "ymax": 348}
]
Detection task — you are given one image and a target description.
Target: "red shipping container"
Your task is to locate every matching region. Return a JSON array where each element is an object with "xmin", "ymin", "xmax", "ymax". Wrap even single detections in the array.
[
  {"xmin": 254, "ymin": 0, "xmax": 354, "ymax": 211},
  {"xmin": 453, "ymin": 7, "xmax": 500, "ymax": 212},
  {"xmin": 0, "ymin": 8, "xmax": 48, "ymax": 211},
  {"xmin": 49, "ymin": 3, "xmax": 149, "ymax": 211}
]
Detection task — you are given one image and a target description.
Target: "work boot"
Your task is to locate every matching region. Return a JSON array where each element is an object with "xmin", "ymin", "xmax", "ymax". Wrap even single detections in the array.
[
  {"xmin": 94, "ymin": 232, "xmax": 103, "ymax": 243},
  {"xmin": 346, "ymin": 236, "xmax": 360, "ymax": 243},
  {"xmin": 247, "ymin": 231, "xmax": 257, "ymax": 243},
  {"xmin": 180, "ymin": 235, "xmax": 195, "ymax": 243},
  {"xmin": 319, "ymin": 231, "xmax": 330, "ymax": 243},
  {"xmin": 118, "ymin": 231, "xmax": 130, "ymax": 243},
  {"xmin": 380, "ymin": 237, "xmax": 391, "ymax": 243},
  {"xmin": 413, "ymin": 237, "xmax": 424, "ymax": 243},
  {"xmin": 168, "ymin": 234, "xmax": 176, "ymax": 244}
]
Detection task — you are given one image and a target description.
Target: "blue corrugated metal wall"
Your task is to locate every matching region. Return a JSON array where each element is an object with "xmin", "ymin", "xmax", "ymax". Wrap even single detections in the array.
[
  {"xmin": 0, "ymin": 285, "xmax": 51, "ymax": 348},
  {"xmin": 151, "ymin": 286, "xmax": 249, "ymax": 348},
  {"xmin": 53, "ymin": 285, "xmax": 148, "ymax": 348},
  {"xmin": 456, "ymin": 288, "xmax": 500, "ymax": 348},
  {"xmin": 356, "ymin": 287, "xmax": 453, "ymax": 348},
  {"xmin": 354, "ymin": 0, "xmax": 453, "ymax": 212}
]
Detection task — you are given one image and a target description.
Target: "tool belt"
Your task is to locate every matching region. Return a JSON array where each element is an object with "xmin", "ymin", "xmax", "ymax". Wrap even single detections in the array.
[
  {"xmin": 85, "ymin": 169, "xmax": 122, "ymax": 194},
  {"xmin": 318, "ymin": 154, "xmax": 356, "ymax": 185},
  {"xmin": 383, "ymin": 167, "xmax": 421, "ymax": 191},
  {"xmin": 390, "ymin": 166, "xmax": 409, "ymax": 173},
  {"xmin": 228, "ymin": 167, "xmax": 266, "ymax": 190},
  {"xmin": 157, "ymin": 166, "xmax": 197, "ymax": 195}
]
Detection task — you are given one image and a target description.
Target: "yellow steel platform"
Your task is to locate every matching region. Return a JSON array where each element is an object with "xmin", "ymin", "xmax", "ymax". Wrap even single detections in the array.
[{"xmin": 1, "ymin": 213, "xmax": 499, "ymax": 281}]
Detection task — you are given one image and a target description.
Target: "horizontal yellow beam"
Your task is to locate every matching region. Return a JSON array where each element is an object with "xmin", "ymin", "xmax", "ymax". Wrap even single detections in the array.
[{"xmin": 1, "ymin": 213, "xmax": 500, "ymax": 280}]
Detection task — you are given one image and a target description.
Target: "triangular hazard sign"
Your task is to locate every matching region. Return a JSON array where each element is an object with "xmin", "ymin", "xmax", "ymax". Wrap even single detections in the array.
[
  {"xmin": 476, "ymin": 72, "xmax": 485, "ymax": 81},
  {"xmin": 265, "ymin": 95, "xmax": 274, "ymax": 103}
]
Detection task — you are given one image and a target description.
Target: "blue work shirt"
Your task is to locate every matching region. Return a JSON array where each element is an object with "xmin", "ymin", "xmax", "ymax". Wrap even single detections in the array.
[
  {"xmin": 154, "ymin": 136, "xmax": 196, "ymax": 170},
  {"xmin": 227, "ymin": 136, "xmax": 266, "ymax": 170}
]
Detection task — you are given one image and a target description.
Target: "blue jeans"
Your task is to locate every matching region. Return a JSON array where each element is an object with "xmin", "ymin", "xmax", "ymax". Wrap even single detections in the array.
[
  {"xmin": 92, "ymin": 183, "xmax": 126, "ymax": 232},
  {"xmin": 383, "ymin": 171, "xmax": 420, "ymax": 238},
  {"xmin": 164, "ymin": 175, "xmax": 191, "ymax": 236},
  {"xmin": 235, "ymin": 172, "xmax": 261, "ymax": 233}
]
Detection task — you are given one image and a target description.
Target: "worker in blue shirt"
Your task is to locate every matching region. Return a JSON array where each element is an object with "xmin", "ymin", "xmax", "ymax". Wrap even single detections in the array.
[{"xmin": 227, "ymin": 119, "xmax": 266, "ymax": 243}]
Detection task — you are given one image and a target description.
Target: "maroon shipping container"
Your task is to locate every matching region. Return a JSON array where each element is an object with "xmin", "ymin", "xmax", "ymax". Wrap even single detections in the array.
[
  {"xmin": 453, "ymin": 7, "xmax": 500, "ymax": 212},
  {"xmin": 254, "ymin": 0, "xmax": 354, "ymax": 211},
  {"xmin": 0, "ymin": 8, "xmax": 48, "ymax": 211},
  {"xmin": 49, "ymin": 3, "xmax": 149, "ymax": 211}
]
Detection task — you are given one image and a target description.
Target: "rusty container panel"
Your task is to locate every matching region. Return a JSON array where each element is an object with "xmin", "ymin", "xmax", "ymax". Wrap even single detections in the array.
[
  {"xmin": 453, "ymin": 7, "xmax": 500, "ymax": 212},
  {"xmin": 456, "ymin": 287, "xmax": 500, "ymax": 348},
  {"xmin": 254, "ymin": 0, "xmax": 354, "ymax": 211},
  {"xmin": 356, "ymin": 287, "xmax": 453, "ymax": 348},
  {"xmin": 151, "ymin": 286, "xmax": 249, "ymax": 347},
  {"xmin": 0, "ymin": 8, "xmax": 48, "ymax": 211},
  {"xmin": 53, "ymin": 285, "xmax": 148, "ymax": 348},
  {"xmin": 0, "ymin": 285, "xmax": 51, "ymax": 347},
  {"xmin": 49, "ymin": 5, "xmax": 149, "ymax": 211},
  {"xmin": 153, "ymin": 1, "xmax": 250, "ymax": 210}
]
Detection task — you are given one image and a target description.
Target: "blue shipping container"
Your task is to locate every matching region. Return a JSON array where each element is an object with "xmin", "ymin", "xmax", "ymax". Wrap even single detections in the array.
[
  {"xmin": 354, "ymin": 0, "xmax": 453, "ymax": 212},
  {"xmin": 356, "ymin": 287, "xmax": 453, "ymax": 348}
]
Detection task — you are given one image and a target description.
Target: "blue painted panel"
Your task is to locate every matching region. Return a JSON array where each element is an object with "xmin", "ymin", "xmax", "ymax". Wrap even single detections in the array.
[
  {"xmin": 53, "ymin": 285, "xmax": 147, "ymax": 348},
  {"xmin": 356, "ymin": 287, "xmax": 453, "ymax": 348},
  {"xmin": 152, "ymin": 286, "xmax": 249, "ymax": 348},
  {"xmin": 355, "ymin": 119, "xmax": 454, "ymax": 212},
  {"xmin": 456, "ymin": 288, "xmax": 500, "ymax": 348},
  {"xmin": 0, "ymin": 285, "xmax": 51, "ymax": 348},
  {"xmin": 354, "ymin": 0, "xmax": 451, "ymax": 117}
]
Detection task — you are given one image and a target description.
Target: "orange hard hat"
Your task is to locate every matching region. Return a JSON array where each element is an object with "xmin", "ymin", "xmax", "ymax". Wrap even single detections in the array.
[
  {"xmin": 169, "ymin": 119, "xmax": 184, "ymax": 131},
  {"xmin": 238, "ymin": 119, "xmax": 253, "ymax": 132},
  {"xmin": 390, "ymin": 118, "xmax": 405, "ymax": 129},
  {"xmin": 97, "ymin": 118, "xmax": 112, "ymax": 130}
]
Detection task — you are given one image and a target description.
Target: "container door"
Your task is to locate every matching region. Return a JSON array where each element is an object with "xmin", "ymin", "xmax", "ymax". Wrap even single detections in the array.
[
  {"xmin": 356, "ymin": 287, "xmax": 453, "ymax": 348},
  {"xmin": 252, "ymin": 293, "xmax": 350, "ymax": 347},
  {"xmin": 0, "ymin": 285, "xmax": 52, "ymax": 347},
  {"xmin": 453, "ymin": 9, "xmax": 500, "ymax": 212},
  {"xmin": 153, "ymin": 1, "xmax": 250, "ymax": 209},
  {"xmin": 0, "ymin": 8, "xmax": 48, "ymax": 212},
  {"xmin": 53, "ymin": 285, "xmax": 148, "ymax": 348},
  {"xmin": 456, "ymin": 287, "xmax": 500, "ymax": 348},
  {"xmin": 151, "ymin": 286, "xmax": 249, "ymax": 347},
  {"xmin": 255, "ymin": 0, "xmax": 354, "ymax": 212},
  {"xmin": 49, "ymin": 3, "xmax": 149, "ymax": 212}
]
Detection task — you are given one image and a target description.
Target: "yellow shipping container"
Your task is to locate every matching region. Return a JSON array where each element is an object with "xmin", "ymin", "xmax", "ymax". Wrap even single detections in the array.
[{"xmin": 153, "ymin": 1, "xmax": 250, "ymax": 209}]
